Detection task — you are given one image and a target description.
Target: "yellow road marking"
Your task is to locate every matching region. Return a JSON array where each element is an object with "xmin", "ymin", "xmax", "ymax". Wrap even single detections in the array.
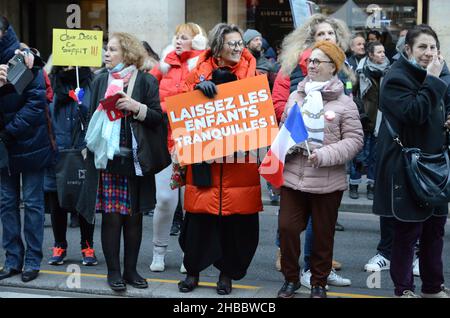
[{"xmin": 39, "ymin": 269, "xmax": 389, "ymax": 297}]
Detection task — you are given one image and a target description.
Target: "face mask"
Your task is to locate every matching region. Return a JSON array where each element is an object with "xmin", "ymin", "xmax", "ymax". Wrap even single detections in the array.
[
  {"xmin": 110, "ymin": 62, "xmax": 125, "ymax": 73},
  {"xmin": 409, "ymin": 57, "xmax": 426, "ymax": 70}
]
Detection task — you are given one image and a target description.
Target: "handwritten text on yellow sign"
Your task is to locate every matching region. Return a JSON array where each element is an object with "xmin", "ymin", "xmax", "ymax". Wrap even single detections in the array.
[{"xmin": 52, "ymin": 29, "xmax": 103, "ymax": 67}]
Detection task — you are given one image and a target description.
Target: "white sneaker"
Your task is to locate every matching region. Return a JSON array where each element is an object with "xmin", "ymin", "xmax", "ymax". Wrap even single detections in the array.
[
  {"xmin": 396, "ymin": 290, "xmax": 421, "ymax": 298},
  {"xmin": 180, "ymin": 262, "xmax": 187, "ymax": 274},
  {"xmin": 412, "ymin": 258, "xmax": 420, "ymax": 277},
  {"xmin": 364, "ymin": 254, "xmax": 390, "ymax": 272},
  {"xmin": 150, "ymin": 246, "xmax": 166, "ymax": 272},
  {"xmin": 300, "ymin": 270, "xmax": 312, "ymax": 289},
  {"xmin": 422, "ymin": 285, "xmax": 450, "ymax": 298},
  {"xmin": 300, "ymin": 270, "xmax": 329, "ymax": 290},
  {"xmin": 327, "ymin": 269, "xmax": 351, "ymax": 287}
]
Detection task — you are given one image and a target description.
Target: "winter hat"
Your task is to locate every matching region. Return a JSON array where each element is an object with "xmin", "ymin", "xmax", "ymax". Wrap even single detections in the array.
[
  {"xmin": 313, "ymin": 41, "xmax": 346, "ymax": 71},
  {"xmin": 243, "ymin": 29, "xmax": 262, "ymax": 45}
]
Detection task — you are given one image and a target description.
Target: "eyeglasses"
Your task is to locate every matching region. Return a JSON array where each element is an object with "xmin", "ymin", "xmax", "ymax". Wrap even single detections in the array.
[
  {"xmin": 226, "ymin": 40, "xmax": 245, "ymax": 49},
  {"xmin": 306, "ymin": 58, "xmax": 334, "ymax": 66}
]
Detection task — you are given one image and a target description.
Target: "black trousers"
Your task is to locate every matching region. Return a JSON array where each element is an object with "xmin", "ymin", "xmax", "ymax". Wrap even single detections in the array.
[
  {"xmin": 46, "ymin": 192, "xmax": 94, "ymax": 249},
  {"xmin": 179, "ymin": 212, "xmax": 259, "ymax": 280}
]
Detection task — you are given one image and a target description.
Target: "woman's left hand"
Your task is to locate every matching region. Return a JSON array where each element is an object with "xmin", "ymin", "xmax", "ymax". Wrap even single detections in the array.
[
  {"xmin": 308, "ymin": 150, "xmax": 319, "ymax": 167},
  {"xmin": 116, "ymin": 94, "xmax": 140, "ymax": 114}
]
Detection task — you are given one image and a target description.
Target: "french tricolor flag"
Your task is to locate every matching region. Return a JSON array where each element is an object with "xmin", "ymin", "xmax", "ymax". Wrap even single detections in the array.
[{"xmin": 259, "ymin": 102, "xmax": 309, "ymax": 188}]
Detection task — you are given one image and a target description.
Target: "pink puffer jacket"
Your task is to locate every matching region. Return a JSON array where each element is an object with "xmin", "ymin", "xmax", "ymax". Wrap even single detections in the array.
[{"xmin": 281, "ymin": 76, "xmax": 363, "ymax": 194}]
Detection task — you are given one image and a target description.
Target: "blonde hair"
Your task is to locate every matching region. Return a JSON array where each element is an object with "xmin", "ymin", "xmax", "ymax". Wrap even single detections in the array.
[
  {"xmin": 109, "ymin": 32, "xmax": 146, "ymax": 69},
  {"xmin": 175, "ymin": 22, "xmax": 206, "ymax": 38},
  {"xmin": 278, "ymin": 14, "xmax": 351, "ymax": 76}
]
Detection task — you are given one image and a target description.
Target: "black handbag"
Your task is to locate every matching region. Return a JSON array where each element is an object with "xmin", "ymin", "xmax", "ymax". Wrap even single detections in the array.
[
  {"xmin": 384, "ymin": 117, "xmax": 450, "ymax": 207},
  {"xmin": 55, "ymin": 109, "xmax": 86, "ymax": 210}
]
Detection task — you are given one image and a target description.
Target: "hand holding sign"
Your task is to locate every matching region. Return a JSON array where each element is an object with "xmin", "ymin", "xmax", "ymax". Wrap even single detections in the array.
[{"xmin": 166, "ymin": 75, "xmax": 279, "ymax": 165}]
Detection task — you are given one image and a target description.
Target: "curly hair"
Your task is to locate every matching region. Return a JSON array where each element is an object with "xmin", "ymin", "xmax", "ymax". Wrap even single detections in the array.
[
  {"xmin": 208, "ymin": 23, "xmax": 243, "ymax": 58},
  {"xmin": 109, "ymin": 32, "xmax": 146, "ymax": 69},
  {"xmin": 278, "ymin": 14, "xmax": 351, "ymax": 76}
]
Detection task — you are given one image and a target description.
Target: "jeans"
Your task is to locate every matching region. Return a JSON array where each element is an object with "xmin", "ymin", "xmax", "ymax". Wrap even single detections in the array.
[
  {"xmin": 349, "ymin": 132, "xmax": 377, "ymax": 185},
  {"xmin": 303, "ymin": 217, "xmax": 313, "ymax": 271},
  {"xmin": 0, "ymin": 170, "xmax": 45, "ymax": 271}
]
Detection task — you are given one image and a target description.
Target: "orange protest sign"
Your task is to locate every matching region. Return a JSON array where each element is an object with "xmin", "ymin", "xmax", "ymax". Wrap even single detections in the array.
[{"xmin": 165, "ymin": 75, "xmax": 279, "ymax": 166}]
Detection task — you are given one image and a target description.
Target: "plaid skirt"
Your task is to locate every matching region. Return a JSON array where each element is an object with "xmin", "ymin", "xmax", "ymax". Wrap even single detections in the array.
[{"xmin": 95, "ymin": 171, "xmax": 131, "ymax": 215}]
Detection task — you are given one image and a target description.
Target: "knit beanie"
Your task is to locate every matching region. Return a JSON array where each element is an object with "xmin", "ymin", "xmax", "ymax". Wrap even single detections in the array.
[
  {"xmin": 243, "ymin": 29, "xmax": 262, "ymax": 45},
  {"xmin": 313, "ymin": 41, "xmax": 346, "ymax": 71}
]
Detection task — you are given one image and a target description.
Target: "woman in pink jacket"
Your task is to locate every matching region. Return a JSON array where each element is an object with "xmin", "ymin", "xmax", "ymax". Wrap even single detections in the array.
[
  {"xmin": 148, "ymin": 23, "xmax": 207, "ymax": 273},
  {"xmin": 277, "ymin": 41, "xmax": 363, "ymax": 299}
]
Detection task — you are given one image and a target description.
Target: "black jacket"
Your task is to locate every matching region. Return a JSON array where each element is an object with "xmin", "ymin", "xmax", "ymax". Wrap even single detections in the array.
[
  {"xmin": 77, "ymin": 70, "xmax": 170, "ymax": 223},
  {"xmin": 373, "ymin": 54, "xmax": 450, "ymax": 221}
]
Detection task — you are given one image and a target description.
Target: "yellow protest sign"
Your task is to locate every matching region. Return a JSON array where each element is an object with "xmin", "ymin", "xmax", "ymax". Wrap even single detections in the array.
[{"xmin": 52, "ymin": 29, "xmax": 103, "ymax": 67}]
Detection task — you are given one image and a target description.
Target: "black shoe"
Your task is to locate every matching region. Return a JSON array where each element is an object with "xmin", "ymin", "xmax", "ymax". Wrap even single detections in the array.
[
  {"xmin": 335, "ymin": 222, "xmax": 345, "ymax": 231},
  {"xmin": 310, "ymin": 285, "xmax": 327, "ymax": 298},
  {"xmin": 0, "ymin": 268, "xmax": 21, "ymax": 280},
  {"xmin": 178, "ymin": 275, "xmax": 199, "ymax": 293},
  {"xmin": 107, "ymin": 275, "xmax": 127, "ymax": 292},
  {"xmin": 367, "ymin": 184, "xmax": 374, "ymax": 200},
  {"xmin": 170, "ymin": 222, "xmax": 181, "ymax": 236},
  {"xmin": 349, "ymin": 184, "xmax": 359, "ymax": 199},
  {"xmin": 216, "ymin": 273, "xmax": 232, "ymax": 295},
  {"xmin": 123, "ymin": 274, "xmax": 148, "ymax": 289},
  {"xmin": 277, "ymin": 281, "xmax": 301, "ymax": 298},
  {"xmin": 21, "ymin": 270, "xmax": 39, "ymax": 283}
]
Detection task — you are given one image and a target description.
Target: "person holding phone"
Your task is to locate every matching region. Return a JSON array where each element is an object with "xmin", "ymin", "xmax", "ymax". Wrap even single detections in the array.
[{"xmin": 374, "ymin": 24, "xmax": 450, "ymax": 298}]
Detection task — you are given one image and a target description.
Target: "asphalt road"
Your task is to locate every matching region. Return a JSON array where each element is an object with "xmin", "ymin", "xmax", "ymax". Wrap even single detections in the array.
[{"xmin": 0, "ymin": 203, "xmax": 449, "ymax": 299}]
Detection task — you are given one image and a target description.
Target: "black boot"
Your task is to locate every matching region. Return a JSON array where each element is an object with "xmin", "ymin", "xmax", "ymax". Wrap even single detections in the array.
[
  {"xmin": 101, "ymin": 213, "xmax": 126, "ymax": 292},
  {"xmin": 367, "ymin": 184, "xmax": 375, "ymax": 200},
  {"xmin": 349, "ymin": 184, "xmax": 359, "ymax": 199},
  {"xmin": 123, "ymin": 214, "xmax": 148, "ymax": 289}
]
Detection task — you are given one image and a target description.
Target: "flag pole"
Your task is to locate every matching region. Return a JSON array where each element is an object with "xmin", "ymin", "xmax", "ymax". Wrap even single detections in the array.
[
  {"xmin": 304, "ymin": 139, "xmax": 311, "ymax": 157},
  {"xmin": 75, "ymin": 66, "xmax": 80, "ymax": 89}
]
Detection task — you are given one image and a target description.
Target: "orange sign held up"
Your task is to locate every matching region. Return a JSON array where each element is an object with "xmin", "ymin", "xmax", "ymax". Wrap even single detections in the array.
[{"xmin": 165, "ymin": 75, "xmax": 279, "ymax": 166}]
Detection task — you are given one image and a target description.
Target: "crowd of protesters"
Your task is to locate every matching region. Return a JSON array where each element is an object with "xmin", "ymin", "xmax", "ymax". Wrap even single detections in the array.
[{"xmin": 0, "ymin": 11, "xmax": 449, "ymax": 299}]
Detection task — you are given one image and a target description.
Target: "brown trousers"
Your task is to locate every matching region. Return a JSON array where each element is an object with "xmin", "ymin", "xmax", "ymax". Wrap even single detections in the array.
[{"xmin": 279, "ymin": 187, "xmax": 343, "ymax": 287}]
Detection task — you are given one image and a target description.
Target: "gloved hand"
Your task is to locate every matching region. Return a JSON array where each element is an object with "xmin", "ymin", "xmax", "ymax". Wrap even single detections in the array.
[{"xmin": 195, "ymin": 80, "xmax": 217, "ymax": 98}]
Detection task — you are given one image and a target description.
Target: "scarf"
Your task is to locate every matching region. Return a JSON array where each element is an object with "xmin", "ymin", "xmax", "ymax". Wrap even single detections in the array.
[
  {"xmin": 104, "ymin": 64, "xmax": 136, "ymax": 99},
  {"xmin": 357, "ymin": 57, "xmax": 390, "ymax": 98},
  {"xmin": 288, "ymin": 80, "xmax": 329, "ymax": 154}
]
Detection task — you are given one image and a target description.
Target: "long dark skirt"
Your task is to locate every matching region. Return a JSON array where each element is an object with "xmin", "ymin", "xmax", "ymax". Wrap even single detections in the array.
[{"xmin": 179, "ymin": 212, "xmax": 259, "ymax": 280}]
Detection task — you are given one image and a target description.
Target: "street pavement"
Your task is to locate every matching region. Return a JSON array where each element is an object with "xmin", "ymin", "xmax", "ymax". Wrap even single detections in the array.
[{"xmin": 0, "ymin": 183, "xmax": 449, "ymax": 299}]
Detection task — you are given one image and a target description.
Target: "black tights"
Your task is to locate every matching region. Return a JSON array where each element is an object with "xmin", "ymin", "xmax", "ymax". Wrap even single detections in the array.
[
  {"xmin": 101, "ymin": 213, "xmax": 143, "ymax": 281},
  {"xmin": 46, "ymin": 192, "xmax": 94, "ymax": 249}
]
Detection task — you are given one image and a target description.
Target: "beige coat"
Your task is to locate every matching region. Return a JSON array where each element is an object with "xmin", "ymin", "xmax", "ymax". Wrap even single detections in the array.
[{"xmin": 281, "ymin": 76, "xmax": 363, "ymax": 194}]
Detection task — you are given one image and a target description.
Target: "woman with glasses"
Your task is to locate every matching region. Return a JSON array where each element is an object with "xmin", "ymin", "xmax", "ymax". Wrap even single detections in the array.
[
  {"xmin": 272, "ymin": 13, "xmax": 353, "ymax": 292},
  {"xmin": 177, "ymin": 23, "xmax": 262, "ymax": 296},
  {"xmin": 277, "ymin": 41, "xmax": 363, "ymax": 298}
]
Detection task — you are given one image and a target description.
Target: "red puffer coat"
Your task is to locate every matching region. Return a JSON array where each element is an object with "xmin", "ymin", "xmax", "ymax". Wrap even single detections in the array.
[
  {"xmin": 150, "ymin": 49, "xmax": 203, "ymax": 151},
  {"xmin": 182, "ymin": 49, "xmax": 263, "ymax": 216}
]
